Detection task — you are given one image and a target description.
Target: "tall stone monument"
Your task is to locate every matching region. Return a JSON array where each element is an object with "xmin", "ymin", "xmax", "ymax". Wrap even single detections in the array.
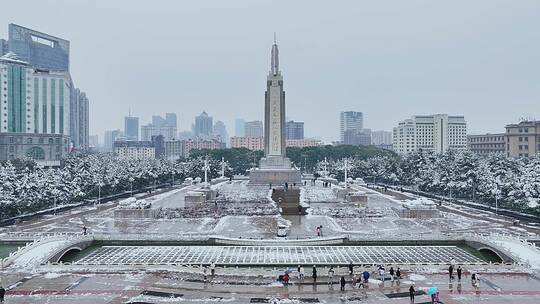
[{"xmin": 249, "ymin": 37, "xmax": 301, "ymax": 185}]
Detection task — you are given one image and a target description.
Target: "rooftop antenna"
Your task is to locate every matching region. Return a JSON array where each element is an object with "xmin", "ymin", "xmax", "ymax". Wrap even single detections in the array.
[{"xmin": 274, "ymin": 32, "xmax": 277, "ymax": 44}]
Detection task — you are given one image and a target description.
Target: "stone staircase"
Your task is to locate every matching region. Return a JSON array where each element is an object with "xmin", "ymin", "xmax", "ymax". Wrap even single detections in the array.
[{"xmin": 272, "ymin": 188, "xmax": 306, "ymax": 215}]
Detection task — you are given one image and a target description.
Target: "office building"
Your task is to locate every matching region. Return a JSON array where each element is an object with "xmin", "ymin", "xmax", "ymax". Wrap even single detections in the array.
[
  {"xmin": 244, "ymin": 120, "xmax": 264, "ymax": 137},
  {"xmin": 113, "ymin": 140, "xmax": 155, "ymax": 160},
  {"xmin": 467, "ymin": 133, "xmax": 505, "ymax": 155},
  {"xmin": 285, "ymin": 120, "xmax": 304, "ymax": 139},
  {"xmin": 230, "ymin": 136, "xmax": 264, "ymax": 150},
  {"xmin": 340, "ymin": 111, "xmax": 363, "ymax": 142},
  {"xmin": 182, "ymin": 138, "xmax": 225, "ymax": 156},
  {"xmin": 235, "ymin": 118, "xmax": 246, "ymax": 136},
  {"xmin": 164, "ymin": 140, "xmax": 184, "ymax": 160},
  {"xmin": 286, "ymin": 138, "xmax": 322, "ymax": 148},
  {"xmin": 165, "ymin": 113, "xmax": 177, "ymax": 128},
  {"xmin": 344, "ymin": 129, "xmax": 371, "ymax": 146},
  {"xmin": 141, "ymin": 113, "xmax": 177, "ymax": 141},
  {"xmin": 104, "ymin": 129, "xmax": 122, "ymax": 152},
  {"xmin": 89, "ymin": 135, "xmax": 99, "ymax": 148},
  {"xmin": 6, "ymin": 24, "xmax": 69, "ymax": 71},
  {"xmin": 372, "ymin": 130, "xmax": 392, "ymax": 146},
  {"xmin": 393, "ymin": 114, "xmax": 467, "ymax": 154},
  {"xmin": 0, "ymin": 52, "xmax": 71, "ymax": 165},
  {"xmin": 213, "ymin": 120, "xmax": 229, "ymax": 146},
  {"xmin": 124, "ymin": 116, "xmax": 139, "ymax": 141},
  {"xmin": 151, "ymin": 135, "xmax": 165, "ymax": 158},
  {"xmin": 193, "ymin": 111, "xmax": 213, "ymax": 137},
  {"xmin": 505, "ymin": 120, "xmax": 540, "ymax": 157},
  {"xmin": 69, "ymin": 88, "xmax": 89, "ymax": 150}
]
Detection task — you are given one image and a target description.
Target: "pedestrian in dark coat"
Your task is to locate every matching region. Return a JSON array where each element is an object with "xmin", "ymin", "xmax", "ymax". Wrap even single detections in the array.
[
  {"xmin": 457, "ymin": 265, "xmax": 462, "ymax": 281},
  {"xmin": 409, "ymin": 285, "xmax": 415, "ymax": 303},
  {"xmin": 349, "ymin": 262, "xmax": 354, "ymax": 275},
  {"xmin": 312, "ymin": 265, "xmax": 317, "ymax": 281},
  {"xmin": 0, "ymin": 286, "xmax": 5, "ymax": 304},
  {"xmin": 340, "ymin": 276, "xmax": 346, "ymax": 291}
]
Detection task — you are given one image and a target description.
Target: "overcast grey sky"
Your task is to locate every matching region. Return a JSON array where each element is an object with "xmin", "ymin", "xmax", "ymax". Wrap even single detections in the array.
[{"xmin": 2, "ymin": 0, "xmax": 539, "ymax": 142}]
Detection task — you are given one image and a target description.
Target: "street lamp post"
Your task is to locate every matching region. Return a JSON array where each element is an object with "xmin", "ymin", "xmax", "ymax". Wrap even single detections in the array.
[{"xmin": 129, "ymin": 177, "xmax": 134, "ymax": 197}]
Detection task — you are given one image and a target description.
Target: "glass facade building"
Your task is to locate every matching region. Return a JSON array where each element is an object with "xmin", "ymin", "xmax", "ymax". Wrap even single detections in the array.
[{"xmin": 7, "ymin": 24, "xmax": 69, "ymax": 72}]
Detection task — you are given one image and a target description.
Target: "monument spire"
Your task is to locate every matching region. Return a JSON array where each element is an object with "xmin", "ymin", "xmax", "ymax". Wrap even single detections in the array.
[{"xmin": 271, "ymin": 33, "xmax": 279, "ymax": 75}]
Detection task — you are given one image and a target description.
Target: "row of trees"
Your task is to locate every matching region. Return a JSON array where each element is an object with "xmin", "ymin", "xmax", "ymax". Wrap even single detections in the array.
[
  {"xmin": 321, "ymin": 150, "xmax": 540, "ymax": 215},
  {"xmin": 0, "ymin": 154, "xmax": 225, "ymax": 220},
  {"xmin": 190, "ymin": 145, "xmax": 395, "ymax": 174}
]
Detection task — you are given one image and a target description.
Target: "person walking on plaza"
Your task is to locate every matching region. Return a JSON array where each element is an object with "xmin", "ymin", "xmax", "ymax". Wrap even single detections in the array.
[
  {"xmin": 299, "ymin": 266, "xmax": 305, "ymax": 281},
  {"xmin": 328, "ymin": 267, "xmax": 335, "ymax": 285},
  {"xmin": 349, "ymin": 262, "xmax": 354, "ymax": 275},
  {"xmin": 83, "ymin": 226, "xmax": 87, "ymax": 235},
  {"xmin": 340, "ymin": 276, "xmax": 346, "ymax": 291},
  {"xmin": 362, "ymin": 270, "xmax": 370, "ymax": 285},
  {"xmin": 312, "ymin": 265, "xmax": 317, "ymax": 282},
  {"xmin": 396, "ymin": 267, "xmax": 401, "ymax": 280},
  {"xmin": 378, "ymin": 265, "xmax": 385, "ymax": 282},
  {"xmin": 448, "ymin": 264, "xmax": 454, "ymax": 280},
  {"xmin": 283, "ymin": 273, "xmax": 290, "ymax": 286},
  {"xmin": 210, "ymin": 262, "xmax": 216, "ymax": 276},
  {"xmin": 389, "ymin": 266, "xmax": 395, "ymax": 281},
  {"xmin": 0, "ymin": 285, "xmax": 5, "ymax": 304},
  {"xmin": 203, "ymin": 266, "xmax": 208, "ymax": 282},
  {"xmin": 316, "ymin": 226, "xmax": 320, "ymax": 237},
  {"xmin": 319, "ymin": 225, "xmax": 323, "ymax": 237},
  {"xmin": 409, "ymin": 285, "xmax": 415, "ymax": 303},
  {"xmin": 457, "ymin": 265, "xmax": 462, "ymax": 281}
]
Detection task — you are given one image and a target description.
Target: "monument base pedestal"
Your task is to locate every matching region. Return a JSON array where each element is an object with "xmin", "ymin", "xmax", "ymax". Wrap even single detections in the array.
[{"xmin": 248, "ymin": 168, "xmax": 302, "ymax": 185}]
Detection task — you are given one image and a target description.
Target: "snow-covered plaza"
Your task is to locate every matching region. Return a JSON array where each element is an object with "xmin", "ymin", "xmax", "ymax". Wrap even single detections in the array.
[{"xmin": 1, "ymin": 179, "xmax": 540, "ymax": 303}]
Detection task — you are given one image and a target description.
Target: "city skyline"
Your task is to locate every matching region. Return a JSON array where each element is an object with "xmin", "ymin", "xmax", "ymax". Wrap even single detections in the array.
[{"xmin": 1, "ymin": 1, "xmax": 540, "ymax": 142}]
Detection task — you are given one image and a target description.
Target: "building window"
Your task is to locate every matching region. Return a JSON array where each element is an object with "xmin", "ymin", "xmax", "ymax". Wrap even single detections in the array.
[
  {"xmin": 27, "ymin": 137, "xmax": 32, "ymax": 144},
  {"xmin": 49, "ymin": 138, "xmax": 53, "ymax": 144},
  {"xmin": 26, "ymin": 146, "xmax": 45, "ymax": 160}
]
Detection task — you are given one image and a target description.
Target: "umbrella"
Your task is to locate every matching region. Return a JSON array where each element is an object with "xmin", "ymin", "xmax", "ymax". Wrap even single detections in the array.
[{"xmin": 427, "ymin": 286, "xmax": 438, "ymax": 295}]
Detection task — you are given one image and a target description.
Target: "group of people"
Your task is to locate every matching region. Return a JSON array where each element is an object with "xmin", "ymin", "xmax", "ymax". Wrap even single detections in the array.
[{"xmin": 202, "ymin": 262, "xmax": 216, "ymax": 282}]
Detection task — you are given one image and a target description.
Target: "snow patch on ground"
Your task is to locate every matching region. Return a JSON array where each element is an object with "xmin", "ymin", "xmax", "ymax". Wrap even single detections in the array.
[
  {"xmin": 409, "ymin": 274, "xmax": 427, "ymax": 281},
  {"xmin": 43, "ymin": 272, "xmax": 62, "ymax": 279}
]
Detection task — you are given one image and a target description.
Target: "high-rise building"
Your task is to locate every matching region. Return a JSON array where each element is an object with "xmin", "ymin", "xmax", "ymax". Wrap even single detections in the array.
[
  {"xmin": 505, "ymin": 120, "xmax": 540, "ymax": 157},
  {"xmin": 124, "ymin": 116, "xmax": 139, "ymax": 141},
  {"xmin": 0, "ymin": 53, "xmax": 71, "ymax": 135},
  {"xmin": 244, "ymin": 120, "xmax": 264, "ymax": 137},
  {"xmin": 141, "ymin": 113, "xmax": 177, "ymax": 141},
  {"xmin": 165, "ymin": 113, "xmax": 177, "ymax": 128},
  {"xmin": 193, "ymin": 111, "xmax": 213, "ymax": 137},
  {"xmin": 0, "ymin": 52, "xmax": 71, "ymax": 165},
  {"xmin": 285, "ymin": 120, "xmax": 304, "ymax": 140},
  {"xmin": 69, "ymin": 88, "xmax": 89, "ymax": 150},
  {"xmin": 2, "ymin": 24, "xmax": 90, "ymax": 154},
  {"xmin": 235, "ymin": 118, "xmax": 246, "ymax": 136},
  {"xmin": 393, "ymin": 114, "xmax": 467, "ymax": 154},
  {"xmin": 104, "ymin": 129, "xmax": 122, "ymax": 152},
  {"xmin": 340, "ymin": 111, "xmax": 363, "ymax": 142},
  {"xmin": 0, "ymin": 39, "xmax": 7, "ymax": 55},
  {"xmin": 213, "ymin": 120, "xmax": 229, "ymax": 146},
  {"xmin": 7, "ymin": 24, "xmax": 70, "ymax": 72},
  {"xmin": 89, "ymin": 135, "xmax": 99, "ymax": 148},
  {"xmin": 371, "ymin": 130, "xmax": 392, "ymax": 146}
]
